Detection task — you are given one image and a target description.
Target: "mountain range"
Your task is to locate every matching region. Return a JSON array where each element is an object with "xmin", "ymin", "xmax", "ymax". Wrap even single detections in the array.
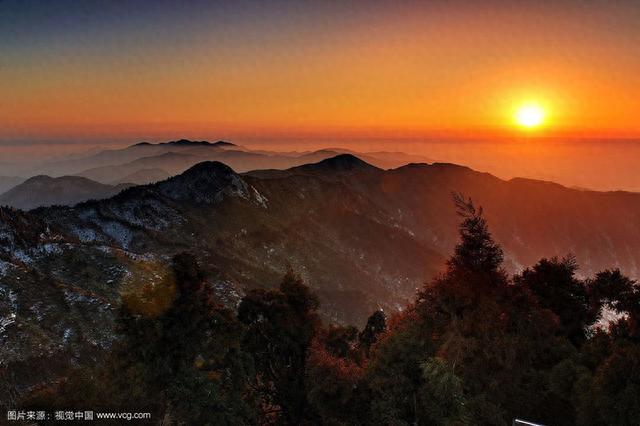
[
  {"xmin": 1, "ymin": 139, "xmax": 433, "ymax": 186},
  {"xmin": 1, "ymin": 152, "xmax": 639, "ymax": 396},
  {"xmin": 0, "ymin": 176, "xmax": 131, "ymax": 210},
  {"xmin": 0, "ymin": 140, "xmax": 434, "ymax": 209}
]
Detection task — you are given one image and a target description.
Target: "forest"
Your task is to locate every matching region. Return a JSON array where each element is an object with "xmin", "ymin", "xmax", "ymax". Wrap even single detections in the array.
[{"xmin": 19, "ymin": 196, "xmax": 640, "ymax": 425}]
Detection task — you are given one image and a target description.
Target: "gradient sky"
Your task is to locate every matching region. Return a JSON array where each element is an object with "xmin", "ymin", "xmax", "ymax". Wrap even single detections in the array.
[{"xmin": 2, "ymin": 0, "xmax": 640, "ymax": 144}]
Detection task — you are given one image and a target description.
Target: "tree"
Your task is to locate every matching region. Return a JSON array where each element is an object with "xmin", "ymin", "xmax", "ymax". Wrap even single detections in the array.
[
  {"xmin": 576, "ymin": 343, "xmax": 640, "ymax": 425},
  {"xmin": 515, "ymin": 256, "xmax": 596, "ymax": 343},
  {"xmin": 364, "ymin": 310, "xmax": 435, "ymax": 425},
  {"xmin": 416, "ymin": 357, "xmax": 470, "ymax": 425},
  {"xmin": 306, "ymin": 326, "xmax": 365, "ymax": 425},
  {"xmin": 238, "ymin": 269, "xmax": 320, "ymax": 424},
  {"xmin": 393, "ymin": 195, "xmax": 568, "ymax": 424},
  {"xmin": 448, "ymin": 193, "xmax": 503, "ymax": 276},
  {"xmin": 590, "ymin": 269, "xmax": 640, "ymax": 340},
  {"xmin": 359, "ymin": 310, "xmax": 386, "ymax": 356},
  {"xmin": 111, "ymin": 253, "xmax": 256, "ymax": 424}
]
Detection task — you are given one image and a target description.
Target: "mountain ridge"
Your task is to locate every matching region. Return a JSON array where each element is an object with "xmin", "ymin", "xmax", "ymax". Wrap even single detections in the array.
[
  {"xmin": 0, "ymin": 175, "xmax": 131, "ymax": 210},
  {"xmin": 131, "ymin": 139, "xmax": 237, "ymax": 148},
  {"xmin": 1, "ymin": 154, "xmax": 640, "ymax": 391},
  {"xmin": 0, "ymin": 157, "xmax": 640, "ymax": 378},
  {"xmin": 292, "ymin": 153, "xmax": 381, "ymax": 173}
]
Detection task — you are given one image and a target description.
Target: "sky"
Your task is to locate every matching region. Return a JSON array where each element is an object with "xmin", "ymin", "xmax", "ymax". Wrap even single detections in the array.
[{"xmin": 2, "ymin": 0, "xmax": 640, "ymax": 147}]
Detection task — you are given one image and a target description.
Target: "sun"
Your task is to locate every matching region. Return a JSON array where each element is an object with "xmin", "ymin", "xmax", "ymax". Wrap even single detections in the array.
[{"xmin": 515, "ymin": 104, "xmax": 545, "ymax": 128}]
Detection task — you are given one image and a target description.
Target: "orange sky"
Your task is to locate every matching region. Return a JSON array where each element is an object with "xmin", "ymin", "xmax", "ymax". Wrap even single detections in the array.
[{"xmin": 1, "ymin": 2, "xmax": 639, "ymax": 143}]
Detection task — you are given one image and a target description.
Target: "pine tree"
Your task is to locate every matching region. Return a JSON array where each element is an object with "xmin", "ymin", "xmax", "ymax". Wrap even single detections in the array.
[
  {"xmin": 238, "ymin": 269, "xmax": 320, "ymax": 424},
  {"xmin": 109, "ymin": 253, "xmax": 256, "ymax": 425},
  {"xmin": 515, "ymin": 256, "xmax": 596, "ymax": 343},
  {"xmin": 359, "ymin": 310, "xmax": 386, "ymax": 356},
  {"xmin": 449, "ymin": 192, "xmax": 503, "ymax": 275}
]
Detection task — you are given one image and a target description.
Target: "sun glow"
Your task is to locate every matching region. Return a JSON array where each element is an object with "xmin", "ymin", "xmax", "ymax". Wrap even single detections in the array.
[{"xmin": 515, "ymin": 104, "xmax": 545, "ymax": 128}]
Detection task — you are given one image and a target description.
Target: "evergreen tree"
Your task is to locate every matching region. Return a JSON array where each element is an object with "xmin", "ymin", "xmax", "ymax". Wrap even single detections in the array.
[
  {"xmin": 591, "ymin": 269, "xmax": 640, "ymax": 340},
  {"xmin": 306, "ymin": 326, "xmax": 365, "ymax": 425},
  {"xmin": 515, "ymin": 256, "xmax": 596, "ymax": 343},
  {"xmin": 238, "ymin": 269, "xmax": 320, "ymax": 424},
  {"xmin": 359, "ymin": 310, "xmax": 386, "ymax": 356},
  {"xmin": 109, "ymin": 253, "xmax": 256, "ymax": 424},
  {"xmin": 449, "ymin": 192, "xmax": 503, "ymax": 275},
  {"xmin": 377, "ymin": 195, "xmax": 569, "ymax": 425}
]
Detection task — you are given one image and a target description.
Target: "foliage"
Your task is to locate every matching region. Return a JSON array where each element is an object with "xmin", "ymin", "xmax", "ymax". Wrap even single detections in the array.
[
  {"xmin": 18, "ymin": 196, "xmax": 640, "ymax": 425},
  {"xmin": 237, "ymin": 268, "xmax": 320, "ymax": 424}
]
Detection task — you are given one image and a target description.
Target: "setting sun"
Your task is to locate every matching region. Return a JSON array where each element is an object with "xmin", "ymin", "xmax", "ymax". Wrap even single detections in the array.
[{"xmin": 515, "ymin": 104, "xmax": 545, "ymax": 128}]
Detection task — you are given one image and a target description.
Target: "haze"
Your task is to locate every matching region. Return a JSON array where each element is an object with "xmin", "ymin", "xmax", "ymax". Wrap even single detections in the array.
[{"xmin": 1, "ymin": 0, "xmax": 639, "ymax": 190}]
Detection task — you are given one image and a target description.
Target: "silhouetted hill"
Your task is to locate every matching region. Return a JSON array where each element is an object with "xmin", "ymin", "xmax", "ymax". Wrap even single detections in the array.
[
  {"xmin": 293, "ymin": 154, "xmax": 380, "ymax": 173},
  {"xmin": 154, "ymin": 161, "xmax": 253, "ymax": 204},
  {"xmin": 154, "ymin": 138, "xmax": 237, "ymax": 147},
  {"xmin": 77, "ymin": 152, "xmax": 201, "ymax": 182},
  {"xmin": 129, "ymin": 139, "xmax": 234, "ymax": 147},
  {"xmin": 111, "ymin": 168, "xmax": 171, "ymax": 185},
  {"xmin": 0, "ymin": 175, "xmax": 131, "ymax": 209},
  {"xmin": 29, "ymin": 140, "xmax": 434, "ymax": 182},
  {"xmin": 0, "ymin": 176, "xmax": 24, "ymax": 194},
  {"xmin": 32, "ymin": 139, "xmax": 235, "ymax": 177}
]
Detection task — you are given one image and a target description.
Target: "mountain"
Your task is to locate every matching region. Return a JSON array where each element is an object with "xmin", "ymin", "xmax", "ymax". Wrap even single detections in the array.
[
  {"xmin": 161, "ymin": 138, "xmax": 236, "ymax": 147},
  {"xmin": 110, "ymin": 168, "xmax": 172, "ymax": 185},
  {"xmin": 0, "ymin": 176, "xmax": 24, "ymax": 194},
  {"xmin": 31, "ymin": 139, "xmax": 237, "ymax": 177},
  {"xmin": 292, "ymin": 153, "xmax": 381, "ymax": 173},
  {"xmin": 2, "ymin": 155, "xmax": 640, "ymax": 395},
  {"xmin": 77, "ymin": 152, "xmax": 201, "ymax": 183},
  {"xmin": 31, "ymin": 139, "xmax": 434, "ymax": 184},
  {"xmin": 0, "ymin": 175, "xmax": 132, "ymax": 209},
  {"xmin": 74, "ymin": 149, "xmax": 364, "ymax": 184},
  {"xmin": 154, "ymin": 161, "xmax": 255, "ymax": 204},
  {"xmin": 3, "ymin": 155, "xmax": 639, "ymax": 320}
]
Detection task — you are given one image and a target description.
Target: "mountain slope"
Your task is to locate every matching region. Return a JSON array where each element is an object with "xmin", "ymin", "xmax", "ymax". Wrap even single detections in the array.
[
  {"xmin": 0, "ymin": 175, "xmax": 132, "ymax": 209},
  {"xmin": 77, "ymin": 152, "xmax": 201, "ymax": 183},
  {"xmin": 0, "ymin": 176, "xmax": 24, "ymax": 194},
  {"xmin": 365, "ymin": 163, "xmax": 640, "ymax": 277},
  {"xmin": 2, "ymin": 155, "xmax": 640, "ymax": 397},
  {"xmin": 111, "ymin": 168, "xmax": 171, "ymax": 185}
]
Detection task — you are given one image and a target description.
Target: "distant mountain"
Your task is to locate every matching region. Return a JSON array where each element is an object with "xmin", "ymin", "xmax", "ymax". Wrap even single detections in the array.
[
  {"xmin": 161, "ymin": 138, "xmax": 236, "ymax": 147},
  {"xmin": 74, "ymin": 148, "xmax": 356, "ymax": 184},
  {"xmin": 0, "ymin": 176, "xmax": 24, "ymax": 194},
  {"xmin": 2, "ymin": 154, "xmax": 640, "ymax": 395},
  {"xmin": 77, "ymin": 152, "xmax": 200, "ymax": 183},
  {"xmin": 74, "ymin": 146, "xmax": 431, "ymax": 185},
  {"xmin": 31, "ymin": 139, "xmax": 236, "ymax": 177},
  {"xmin": 0, "ymin": 175, "xmax": 132, "ymax": 209},
  {"xmin": 358, "ymin": 150, "xmax": 435, "ymax": 169},
  {"xmin": 291, "ymin": 153, "xmax": 381, "ymax": 174},
  {"xmin": 31, "ymin": 139, "xmax": 434, "ymax": 183},
  {"xmin": 111, "ymin": 168, "xmax": 172, "ymax": 185}
]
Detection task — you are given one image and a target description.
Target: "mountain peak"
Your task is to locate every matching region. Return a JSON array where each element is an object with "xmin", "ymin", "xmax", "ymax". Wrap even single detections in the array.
[
  {"xmin": 165, "ymin": 139, "xmax": 236, "ymax": 147},
  {"xmin": 128, "ymin": 139, "xmax": 237, "ymax": 148},
  {"xmin": 181, "ymin": 160, "xmax": 236, "ymax": 176},
  {"xmin": 156, "ymin": 161, "xmax": 251, "ymax": 204},
  {"xmin": 294, "ymin": 154, "xmax": 380, "ymax": 174},
  {"xmin": 23, "ymin": 175, "xmax": 55, "ymax": 184}
]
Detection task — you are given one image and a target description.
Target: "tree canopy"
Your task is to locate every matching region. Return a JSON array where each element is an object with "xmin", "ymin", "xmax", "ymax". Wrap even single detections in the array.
[{"xmin": 19, "ymin": 196, "xmax": 640, "ymax": 425}]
